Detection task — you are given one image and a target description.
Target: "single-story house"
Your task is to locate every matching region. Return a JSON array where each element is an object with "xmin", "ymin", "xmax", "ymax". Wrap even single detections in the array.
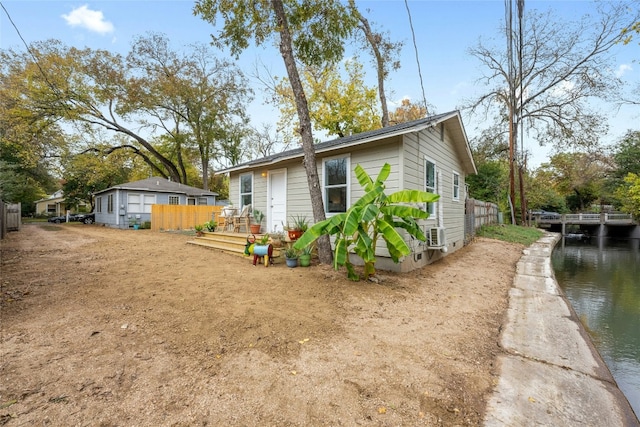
[
  {"xmin": 92, "ymin": 178, "xmax": 218, "ymax": 229},
  {"xmin": 218, "ymin": 111, "xmax": 477, "ymax": 272},
  {"xmin": 34, "ymin": 190, "xmax": 89, "ymax": 216}
]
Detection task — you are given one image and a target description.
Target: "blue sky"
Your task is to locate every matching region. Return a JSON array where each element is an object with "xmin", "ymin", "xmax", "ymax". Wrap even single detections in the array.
[{"xmin": 1, "ymin": 0, "xmax": 638, "ymax": 167}]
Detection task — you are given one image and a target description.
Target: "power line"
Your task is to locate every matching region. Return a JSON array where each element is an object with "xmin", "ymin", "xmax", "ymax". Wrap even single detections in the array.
[
  {"xmin": 0, "ymin": 1, "xmax": 61, "ymax": 99},
  {"xmin": 404, "ymin": 0, "xmax": 428, "ymax": 113}
]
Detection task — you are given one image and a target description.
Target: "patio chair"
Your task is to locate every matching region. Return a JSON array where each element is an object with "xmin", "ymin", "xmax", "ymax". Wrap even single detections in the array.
[{"xmin": 233, "ymin": 204, "xmax": 251, "ymax": 233}]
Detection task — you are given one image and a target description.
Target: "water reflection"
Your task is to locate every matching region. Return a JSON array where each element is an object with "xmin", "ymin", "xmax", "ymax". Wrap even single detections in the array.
[{"xmin": 552, "ymin": 237, "xmax": 640, "ymax": 418}]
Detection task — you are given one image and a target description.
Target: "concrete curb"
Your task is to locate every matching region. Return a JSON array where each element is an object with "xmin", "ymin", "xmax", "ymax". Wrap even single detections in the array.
[{"xmin": 484, "ymin": 232, "xmax": 640, "ymax": 426}]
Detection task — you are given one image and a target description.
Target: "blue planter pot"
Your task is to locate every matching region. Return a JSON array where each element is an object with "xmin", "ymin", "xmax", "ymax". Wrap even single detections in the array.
[{"xmin": 285, "ymin": 257, "xmax": 298, "ymax": 268}]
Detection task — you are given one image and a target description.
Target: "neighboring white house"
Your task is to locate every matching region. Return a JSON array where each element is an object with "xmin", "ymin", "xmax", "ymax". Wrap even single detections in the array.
[
  {"xmin": 92, "ymin": 178, "xmax": 218, "ymax": 229},
  {"xmin": 34, "ymin": 190, "xmax": 89, "ymax": 217},
  {"xmin": 217, "ymin": 111, "xmax": 477, "ymax": 272}
]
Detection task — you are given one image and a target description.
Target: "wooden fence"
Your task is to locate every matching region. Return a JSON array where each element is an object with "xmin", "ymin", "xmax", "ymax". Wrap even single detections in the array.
[
  {"xmin": 1, "ymin": 201, "xmax": 21, "ymax": 239},
  {"xmin": 150, "ymin": 205, "xmax": 222, "ymax": 232},
  {"xmin": 464, "ymin": 198, "xmax": 500, "ymax": 244}
]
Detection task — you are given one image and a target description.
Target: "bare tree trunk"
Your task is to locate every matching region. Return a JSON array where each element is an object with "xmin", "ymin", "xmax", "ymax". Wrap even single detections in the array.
[
  {"xmin": 352, "ymin": 7, "xmax": 389, "ymax": 127},
  {"xmin": 271, "ymin": 0, "xmax": 332, "ymax": 265}
]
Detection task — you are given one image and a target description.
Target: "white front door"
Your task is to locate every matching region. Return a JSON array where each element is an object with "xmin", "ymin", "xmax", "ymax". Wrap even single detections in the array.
[{"xmin": 268, "ymin": 169, "xmax": 287, "ymax": 233}]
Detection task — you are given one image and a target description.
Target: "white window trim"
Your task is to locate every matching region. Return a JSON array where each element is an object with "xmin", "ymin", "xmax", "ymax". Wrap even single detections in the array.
[
  {"xmin": 424, "ymin": 156, "xmax": 438, "ymax": 219},
  {"xmin": 168, "ymin": 195, "xmax": 180, "ymax": 205},
  {"xmin": 127, "ymin": 193, "xmax": 142, "ymax": 213},
  {"xmin": 452, "ymin": 171, "xmax": 460, "ymax": 202},
  {"xmin": 239, "ymin": 172, "xmax": 254, "ymax": 208},
  {"xmin": 322, "ymin": 154, "xmax": 351, "ymax": 215},
  {"xmin": 143, "ymin": 194, "xmax": 156, "ymax": 213}
]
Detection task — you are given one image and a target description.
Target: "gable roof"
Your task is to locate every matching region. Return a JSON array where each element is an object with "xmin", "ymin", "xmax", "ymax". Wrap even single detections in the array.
[
  {"xmin": 218, "ymin": 110, "xmax": 476, "ymax": 175},
  {"xmin": 34, "ymin": 189, "xmax": 65, "ymax": 204},
  {"xmin": 93, "ymin": 178, "xmax": 218, "ymax": 197}
]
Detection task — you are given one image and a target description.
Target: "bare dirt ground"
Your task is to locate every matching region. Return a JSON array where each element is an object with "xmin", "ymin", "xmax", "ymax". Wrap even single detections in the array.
[{"xmin": 1, "ymin": 223, "xmax": 523, "ymax": 426}]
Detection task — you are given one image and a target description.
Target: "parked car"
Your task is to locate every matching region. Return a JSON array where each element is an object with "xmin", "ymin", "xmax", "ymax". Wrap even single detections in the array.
[
  {"xmin": 47, "ymin": 213, "xmax": 79, "ymax": 223},
  {"xmin": 76, "ymin": 212, "xmax": 95, "ymax": 224}
]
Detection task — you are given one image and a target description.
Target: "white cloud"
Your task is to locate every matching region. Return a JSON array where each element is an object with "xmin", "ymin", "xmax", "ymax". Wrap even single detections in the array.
[
  {"xmin": 616, "ymin": 64, "xmax": 632, "ymax": 78},
  {"xmin": 62, "ymin": 5, "xmax": 114, "ymax": 35}
]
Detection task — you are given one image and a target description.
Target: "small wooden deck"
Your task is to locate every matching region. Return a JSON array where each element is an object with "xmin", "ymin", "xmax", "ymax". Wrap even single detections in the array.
[{"xmin": 187, "ymin": 230, "xmax": 285, "ymax": 262}]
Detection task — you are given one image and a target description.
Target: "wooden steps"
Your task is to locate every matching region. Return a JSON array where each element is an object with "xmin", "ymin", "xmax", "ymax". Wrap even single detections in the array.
[{"xmin": 187, "ymin": 231, "xmax": 284, "ymax": 261}]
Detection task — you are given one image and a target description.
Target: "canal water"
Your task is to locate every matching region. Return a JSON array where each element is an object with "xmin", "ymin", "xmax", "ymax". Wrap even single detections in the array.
[{"xmin": 551, "ymin": 237, "xmax": 640, "ymax": 418}]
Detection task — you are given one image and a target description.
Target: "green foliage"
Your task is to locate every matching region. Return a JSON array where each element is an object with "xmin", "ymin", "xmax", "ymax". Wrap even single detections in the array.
[
  {"xmin": 284, "ymin": 247, "xmax": 299, "ymax": 259},
  {"xmin": 466, "ymin": 160, "xmax": 508, "ymax": 205},
  {"xmin": 252, "ymin": 209, "xmax": 265, "ymax": 224},
  {"xmin": 273, "ymin": 60, "xmax": 381, "ymax": 141},
  {"xmin": 289, "ymin": 215, "xmax": 308, "ymax": 231},
  {"xmin": 204, "ymin": 220, "xmax": 217, "ymax": 232},
  {"xmin": 615, "ymin": 173, "xmax": 640, "ymax": 218},
  {"xmin": 293, "ymin": 163, "xmax": 439, "ymax": 281},
  {"xmin": 476, "ymin": 224, "xmax": 544, "ymax": 246},
  {"xmin": 194, "ymin": 0, "xmax": 358, "ymax": 67}
]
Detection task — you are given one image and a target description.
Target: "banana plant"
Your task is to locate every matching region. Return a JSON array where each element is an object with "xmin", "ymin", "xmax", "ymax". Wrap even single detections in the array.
[{"xmin": 293, "ymin": 163, "xmax": 440, "ymax": 280}]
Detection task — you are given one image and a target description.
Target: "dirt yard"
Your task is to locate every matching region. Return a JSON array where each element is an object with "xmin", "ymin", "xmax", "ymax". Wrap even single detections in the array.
[{"xmin": 0, "ymin": 223, "xmax": 523, "ymax": 426}]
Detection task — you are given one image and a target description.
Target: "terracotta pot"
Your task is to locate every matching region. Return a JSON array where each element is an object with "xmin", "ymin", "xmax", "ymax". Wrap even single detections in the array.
[
  {"xmin": 250, "ymin": 224, "xmax": 261, "ymax": 234},
  {"xmin": 287, "ymin": 230, "xmax": 303, "ymax": 240}
]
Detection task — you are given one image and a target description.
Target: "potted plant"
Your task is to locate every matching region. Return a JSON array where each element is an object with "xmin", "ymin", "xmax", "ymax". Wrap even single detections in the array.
[
  {"xmin": 131, "ymin": 217, "xmax": 140, "ymax": 230},
  {"xmin": 269, "ymin": 231, "xmax": 285, "ymax": 248},
  {"xmin": 194, "ymin": 224, "xmax": 204, "ymax": 237},
  {"xmin": 298, "ymin": 245, "xmax": 313, "ymax": 267},
  {"xmin": 285, "ymin": 215, "xmax": 308, "ymax": 241},
  {"xmin": 251, "ymin": 209, "xmax": 264, "ymax": 234},
  {"xmin": 284, "ymin": 247, "xmax": 299, "ymax": 268},
  {"xmin": 204, "ymin": 220, "xmax": 217, "ymax": 232}
]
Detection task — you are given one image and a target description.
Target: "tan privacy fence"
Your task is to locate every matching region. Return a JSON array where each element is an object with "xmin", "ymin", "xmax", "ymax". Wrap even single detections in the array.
[
  {"xmin": 151, "ymin": 205, "xmax": 222, "ymax": 232},
  {"xmin": 464, "ymin": 198, "xmax": 500, "ymax": 244}
]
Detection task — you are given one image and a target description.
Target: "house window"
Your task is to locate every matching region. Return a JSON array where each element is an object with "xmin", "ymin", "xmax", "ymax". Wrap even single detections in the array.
[
  {"xmin": 198, "ymin": 197, "xmax": 207, "ymax": 205},
  {"xmin": 425, "ymin": 159, "xmax": 437, "ymax": 216},
  {"xmin": 96, "ymin": 197, "xmax": 102, "ymax": 213},
  {"xmin": 240, "ymin": 173, "xmax": 253, "ymax": 207},
  {"xmin": 323, "ymin": 156, "xmax": 349, "ymax": 213},
  {"xmin": 143, "ymin": 195, "xmax": 155, "ymax": 213},
  {"xmin": 107, "ymin": 194, "xmax": 114, "ymax": 214},
  {"xmin": 187, "ymin": 198, "xmax": 196, "ymax": 205},
  {"xmin": 128, "ymin": 194, "xmax": 141, "ymax": 213},
  {"xmin": 452, "ymin": 172, "xmax": 460, "ymax": 201},
  {"xmin": 169, "ymin": 195, "xmax": 180, "ymax": 205},
  {"xmin": 47, "ymin": 204, "xmax": 56, "ymax": 213}
]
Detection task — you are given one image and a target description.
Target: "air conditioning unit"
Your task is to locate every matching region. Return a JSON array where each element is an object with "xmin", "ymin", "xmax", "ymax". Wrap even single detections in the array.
[{"xmin": 427, "ymin": 227, "xmax": 446, "ymax": 249}]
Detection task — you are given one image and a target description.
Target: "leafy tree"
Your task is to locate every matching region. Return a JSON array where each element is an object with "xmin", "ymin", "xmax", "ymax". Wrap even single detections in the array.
[
  {"xmin": 273, "ymin": 60, "xmax": 380, "ymax": 140},
  {"xmin": 467, "ymin": 2, "xmax": 638, "ymax": 218},
  {"xmin": 0, "ymin": 50, "xmax": 61, "ymax": 207},
  {"xmin": 293, "ymin": 163, "xmax": 439, "ymax": 280},
  {"xmin": 612, "ymin": 130, "xmax": 640, "ymax": 179},
  {"xmin": 194, "ymin": 0, "xmax": 359, "ymax": 265},
  {"xmin": 538, "ymin": 152, "xmax": 610, "ymax": 211},
  {"xmin": 347, "ymin": 1, "xmax": 402, "ymax": 127},
  {"xmin": 525, "ymin": 168, "xmax": 568, "ymax": 214},
  {"xmin": 61, "ymin": 142, "xmax": 137, "ymax": 211},
  {"xmin": 126, "ymin": 33, "xmax": 252, "ymax": 190},
  {"xmin": 615, "ymin": 173, "xmax": 640, "ymax": 218},
  {"xmin": 388, "ymin": 98, "xmax": 427, "ymax": 125},
  {"xmin": 1, "ymin": 38, "xmax": 251, "ymax": 190}
]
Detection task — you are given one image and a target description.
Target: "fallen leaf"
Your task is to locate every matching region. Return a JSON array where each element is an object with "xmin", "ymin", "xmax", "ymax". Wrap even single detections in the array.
[
  {"xmin": 528, "ymin": 396, "xmax": 536, "ymax": 403},
  {"xmin": 378, "ymin": 407, "xmax": 386, "ymax": 414}
]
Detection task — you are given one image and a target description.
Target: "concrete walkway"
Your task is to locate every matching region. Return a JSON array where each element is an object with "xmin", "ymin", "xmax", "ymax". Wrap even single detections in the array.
[{"xmin": 484, "ymin": 233, "xmax": 640, "ymax": 426}]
